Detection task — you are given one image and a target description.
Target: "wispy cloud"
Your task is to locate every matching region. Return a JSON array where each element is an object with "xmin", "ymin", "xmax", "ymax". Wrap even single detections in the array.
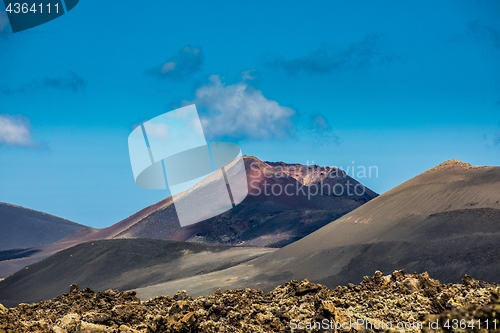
[
  {"xmin": 0, "ymin": 114, "xmax": 35, "ymax": 147},
  {"xmin": 146, "ymin": 45, "xmax": 204, "ymax": 80},
  {"xmin": 466, "ymin": 21, "xmax": 500, "ymax": 50},
  {"xmin": 307, "ymin": 113, "xmax": 341, "ymax": 145},
  {"xmin": 265, "ymin": 34, "xmax": 398, "ymax": 75},
  {"xmin": 185, "ymin": 73, "xmax": 295, "ymax": 140},
  {"xmin": 1, "ymin": 71, "xmax": 87, "ymax": 95}
]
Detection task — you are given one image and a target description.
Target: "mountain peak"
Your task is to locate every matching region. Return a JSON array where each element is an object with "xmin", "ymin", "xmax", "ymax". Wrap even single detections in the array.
[{"xmin": 426, "ymin": 159, "xmax": 484, "ymax": 172}]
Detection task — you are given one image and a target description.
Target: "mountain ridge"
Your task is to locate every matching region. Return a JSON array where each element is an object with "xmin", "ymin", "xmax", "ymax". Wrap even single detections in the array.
[
  {"xmin": 2, "ymin": 158, "xmax": 499, "ymax": 306},
  {"xmin": 0, "ymin": 155, "xmax": 378, "ymax": 278}
]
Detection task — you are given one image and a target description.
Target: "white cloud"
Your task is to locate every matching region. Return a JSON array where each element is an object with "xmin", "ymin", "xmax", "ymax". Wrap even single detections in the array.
[
  {"xmin": 187, "ymin": 75, "xmax": 295, "ymax": 140},
  {"xmin": 241, "ymin": 69, "xmax": 257, "ymax": 81},
  {"xmin": 0, "ymin": 114, "xmax": 35, "ymax": 147},
  {"xmin": 161, "ymin": 62, "xmax": 177, "ymax": 74}
]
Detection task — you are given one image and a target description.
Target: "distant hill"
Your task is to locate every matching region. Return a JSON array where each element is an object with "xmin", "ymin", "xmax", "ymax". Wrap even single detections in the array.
[
  {"xmin": 0, "ymin": 156, "xmax": 377, "ymax": 277},
  {"xmin": 0, "ymin": 203, "xmax": 85, "ymax": 251},
  {"xmin": 0, "ymin": 239, "xmax": 275, "ymax": 307},
  {"xmin": 131, "ymin": 160, "xmax": 500, "ymax": 301}
]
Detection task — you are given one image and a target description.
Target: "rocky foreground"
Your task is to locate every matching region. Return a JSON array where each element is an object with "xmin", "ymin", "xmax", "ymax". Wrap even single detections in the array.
[{"xmin": 0, "ymin": 270, "xmax": 498, "ymax": 333}]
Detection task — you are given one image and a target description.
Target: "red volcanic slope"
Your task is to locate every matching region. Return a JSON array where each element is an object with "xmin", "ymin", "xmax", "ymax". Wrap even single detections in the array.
[
  {"xmin": 76, "ymin": 197, "xmax": 174, "ymax": 243},
  {"xmin": 111, "ymin": 156, "xmax": 377, "ymax": 246}
]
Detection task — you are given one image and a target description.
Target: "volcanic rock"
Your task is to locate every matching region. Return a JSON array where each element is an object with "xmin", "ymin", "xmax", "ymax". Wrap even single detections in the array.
[{"xmin": 1, "ymin": 270, "xmax": 498, "ymax": 332}]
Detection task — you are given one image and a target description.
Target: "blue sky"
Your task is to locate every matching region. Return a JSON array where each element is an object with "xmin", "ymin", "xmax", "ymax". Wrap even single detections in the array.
[{"xmin": 1, "ymin": 0, "xmax": 499, "ymax": 228}]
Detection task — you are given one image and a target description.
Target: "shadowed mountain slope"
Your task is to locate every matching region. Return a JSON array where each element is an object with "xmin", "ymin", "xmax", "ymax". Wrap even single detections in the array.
[
  {"xmin": 0, "ymin": 238, "xmax": 275, "ymax": 307},
  {"xmin": 132, "ymin": 160, "xmax": 500, "ymax": 300},
  {"xmin": 0, "ymin": 203, "xmax": 85, "ymax": 251}
]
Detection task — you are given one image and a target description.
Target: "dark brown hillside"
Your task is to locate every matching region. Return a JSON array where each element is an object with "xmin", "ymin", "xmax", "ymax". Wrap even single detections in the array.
[
  {"xmin": 0, "ymin": 202, "xmax": 85, "ymax": 251},
  {"xmin": 0, "ymin": 238, "xmax": 274, "ymax": 308}
]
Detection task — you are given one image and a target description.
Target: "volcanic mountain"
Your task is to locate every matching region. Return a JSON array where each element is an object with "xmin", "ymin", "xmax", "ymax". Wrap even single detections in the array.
[
  {"xmin": 109, "ymin": 156, "xmax": 378, "ymax": 247},
  {"xmin": 130, "ymin": 159, "xmax": 500, "ymax": 300},
  {"xmin": 3, "ymin": 159, "xmax": 499, "ymax": 307},
  {"xmin": 0, "ymin": 203, "xmax": 85, "ymax": 251},
  {"xmin": 0, "ymin": 156, "xmax": 378, "ymax": 278}
]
